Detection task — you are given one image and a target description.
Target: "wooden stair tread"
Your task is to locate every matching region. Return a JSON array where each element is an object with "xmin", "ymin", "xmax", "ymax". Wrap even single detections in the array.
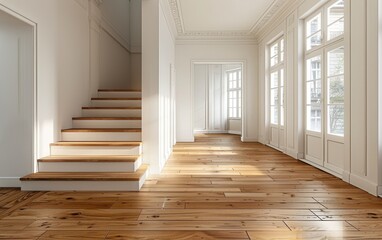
[
  {"xmin": 91, "ymin": 98, "xmax": 142, "ymax": 100},
  {"xmin": 98, "ymin": 89, "xmax": 141, "ymax": 92},
  {"xmin": 61, "ymin": 128, "xmax": 142, "ymax": 132},
  {"xmin": 73, "ymin": 117, "xmax": 141, "ymax": 120},
  {"xmin": 38, "ymin": 155, "xmax": 140, "ymax": 162},
  {"xmin": 20, "ymin": 165, "xmax": 149, "ymax": 181},
  {"xmin": 50, "ymin": 141, "xmax": 142, "ymax": 147},
  {"xmin": 82, "ymin": 107, "xmax": 141, "ymax": 110}
]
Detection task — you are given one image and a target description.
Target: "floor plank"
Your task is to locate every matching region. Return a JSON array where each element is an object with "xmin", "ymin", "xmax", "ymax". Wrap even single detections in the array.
[{"xmin": 0, "ymin": 134, "xmax": 382, "ymax": 239}]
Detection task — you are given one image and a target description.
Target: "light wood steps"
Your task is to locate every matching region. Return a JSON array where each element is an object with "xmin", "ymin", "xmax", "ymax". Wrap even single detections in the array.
[
  {"xmin": 38, "ymin": 155, "xmax": 140, "ymax": 162},
  {"xmin": 20, "ymin": 165, "xmax": 149, "ymax": 191},
  {"xmin": 21, "ymin": 89, "xmax": 146, "ymax": 191},
  {"xmin": 61, "ymin": 128, "xmax": 142, "ymax": 141},
  {"xmin": 21, "ymin": 164, "xmax": 148, "ymax": 181},
  {"xmin": 61, "ymin": 128, "xmax": 142, "ymax": 132}
]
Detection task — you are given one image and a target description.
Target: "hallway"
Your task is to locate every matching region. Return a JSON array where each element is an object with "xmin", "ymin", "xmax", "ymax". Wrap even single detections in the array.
[{"xmin": 1, "ymin": 134, "xmax": 382, "ymax": 239}]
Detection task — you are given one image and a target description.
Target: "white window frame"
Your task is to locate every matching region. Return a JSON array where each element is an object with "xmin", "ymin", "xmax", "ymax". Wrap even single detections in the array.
[{"xmin": 304, "ymin": 0, "xmax": 345, "ymax": 138}]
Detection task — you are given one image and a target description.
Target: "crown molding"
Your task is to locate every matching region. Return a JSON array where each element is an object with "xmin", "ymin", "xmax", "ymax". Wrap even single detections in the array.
[{"xmin": 168, "ymin": 0, "xmax": 288, "ymax": 40}]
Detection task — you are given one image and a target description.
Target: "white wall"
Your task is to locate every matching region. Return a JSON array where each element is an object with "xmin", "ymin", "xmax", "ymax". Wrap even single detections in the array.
[
  {"xmin": 176, "ymin": 42, "xmax": 258, "ymax": 142},
  {"xmin": 142, "ymin": 0, "xmax": 176, "ymax": 173},
  {"xmin": 0, "ymin": 0, "xmax": 91, "ymax": 186},
  {"xmin": 257, "ymin": 0, "xmax": 382, "ymax": 196}
]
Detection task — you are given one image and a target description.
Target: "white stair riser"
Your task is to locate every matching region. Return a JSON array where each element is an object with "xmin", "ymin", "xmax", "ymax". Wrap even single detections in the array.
[
  {"xmin": 72, "ymin": 120, "xmax": 141, "ymax": 129},
  {"xmin": 61, "ymin": 132, "xmax": 142, "ymax": 141},
  {"xmin": 82, "ymin": 109, "xmax": 141, "ymax": 117},
  {"xmin": 91, "ymin": 100, "xmax": 141, "ymax": 107},
  {"xmin": 98, "ymin": 92, "xmax": 141, "ymax": 98},
  {"xmin": 21, "ymin": 179, "xmax": 144, "ymax": 191},
  {"xmin": 38, "ymin": 158, "xmax": 142, "ymax": 172},
  {"xmin": 50, "ymin": 145, "xmax": 142, "ymax": 156}
]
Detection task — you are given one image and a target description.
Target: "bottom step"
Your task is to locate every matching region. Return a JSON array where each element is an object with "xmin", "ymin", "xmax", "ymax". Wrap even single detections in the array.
[{"xmin": 20, "ymin": 165, "xmax": 148, "ymax": 191}]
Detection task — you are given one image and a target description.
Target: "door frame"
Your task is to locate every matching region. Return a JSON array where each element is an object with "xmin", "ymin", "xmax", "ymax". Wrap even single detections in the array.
[
  {"xmin": 191, "ymin": 60, "xmax": 246, "ymax": 141},
  {"xmin": 0, "ymin": 5, "xmax": 38, "ymax": 175}
]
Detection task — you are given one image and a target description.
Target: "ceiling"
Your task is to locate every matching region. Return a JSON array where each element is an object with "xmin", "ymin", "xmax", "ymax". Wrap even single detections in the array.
[{"xmin": 169, "ymin": 0, "xmax": 286, "ymax": 40}]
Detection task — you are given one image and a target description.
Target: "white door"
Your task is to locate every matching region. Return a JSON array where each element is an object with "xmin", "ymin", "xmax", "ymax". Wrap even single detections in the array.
[{"xmin": 304, "ymin": 1, "xmax": 345, "ymax": 174}]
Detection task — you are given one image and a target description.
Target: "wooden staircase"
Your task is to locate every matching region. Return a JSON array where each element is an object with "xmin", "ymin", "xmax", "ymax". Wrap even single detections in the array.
[{"xmin": 20, "ymin": 89, "xmax": 148, "ymax": 191}]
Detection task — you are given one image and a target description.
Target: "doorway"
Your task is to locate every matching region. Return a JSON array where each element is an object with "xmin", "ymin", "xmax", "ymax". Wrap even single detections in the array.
[
  {"xmin": 0, "ymin": 8, "xmax": 35, "ymax": 186},
  {"xmin": 193, "ymin": 63, "xmax": 243, "ymax": 136}
]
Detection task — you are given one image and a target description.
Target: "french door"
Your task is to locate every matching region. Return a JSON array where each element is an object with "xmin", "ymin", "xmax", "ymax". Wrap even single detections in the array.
[{"xmin": 304, "ymin": 0, "xmax": 345, "ymax": 174}]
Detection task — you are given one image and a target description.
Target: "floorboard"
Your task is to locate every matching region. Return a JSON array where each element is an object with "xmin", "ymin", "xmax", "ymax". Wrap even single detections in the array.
[{"xmin": 1, "ymin": 134, "xmax": 382, "ymax": 239}]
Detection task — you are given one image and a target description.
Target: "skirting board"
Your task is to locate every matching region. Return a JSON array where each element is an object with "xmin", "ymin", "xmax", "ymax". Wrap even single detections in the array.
[
  {"xmin": 286, "ymin": 148, "xmax": 304, "ymax": 159},
  {"xmin": 378, "ymin": 185, "xmax": 382, "ymax": 197},
  {"xmin": 0, "ymin": 177, "xmax": 21, "ymax": 187},
  {"xmin": 349, "ymin": 174, "xmax": 379, "ymax": 196}
]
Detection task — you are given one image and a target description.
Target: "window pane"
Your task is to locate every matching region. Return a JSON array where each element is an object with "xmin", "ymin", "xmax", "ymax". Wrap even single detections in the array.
[
  {"xmin": 306, "ymin": 80, "xmax": 321, "ymax": 105},
  {"xmin": 229, "ymin": 73, "xmax": 233, "ymax": 81},
  {"xmin": 328, "ymin": 104, "xmax": 344, "ymax": 136},
  {"xmin": 306, "ymin": 105, "xmax": 322, "ymax": 132},
  {"xmin": 238, "ymin": 108, "xmax": 242, "ymax": 118},
  {"xmin": 271, "ymin": 71, "xmax": 279, "ymax": 88},
  {"xmin": 271, "ymin": 56, "xmax": 278, "ymax": 67},
  {"xmin": 306, "ymin": 14, "xmax": 321, "ymax": 36},
  {"xmin": 233, "ymin": 80, "xmax": 237, "ymax": 89},
  {"xmin": 271, "ymin": 106, "xmax": 279, "ymax": 125},
  {"xmin": 328, "ymin": 19, "xmax": 344, "ymax": 40},
  {"xmin": 328, "ymin": 0, "xmax": 344, "ymax": 25},
  {"xmin": 306, "ymin": 31, "xmax": 322, "ymax": 50},
  {"xmin": 328, "ymin": 76, "xmax": 344, "ymax": 104},
  {"xmin": 233, "ymin": 72, "xmax": 237, "ymax": 80},
  {"xmin": 280, "ymin": 39, "xmax": 284, "ymax": 52},
  {"xmin": 270, "ymin": 43, "xmax": 278, "ymax": 57},
  {"xmin": 307, "ymin": 56, "xmax": 321, "ymax": 81},
  {"xmin": 270, "ymin": 89, "xmax": 279, "ymax": 106},
  {"xmin": 328, "ymin": 46, "xmax": 344, "ymax": 76}
]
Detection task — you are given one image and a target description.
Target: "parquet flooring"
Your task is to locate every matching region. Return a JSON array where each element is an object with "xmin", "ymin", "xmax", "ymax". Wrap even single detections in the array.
[{"xmin": 1, "ymin": 134, "xmax": 382, "ymax": 239}]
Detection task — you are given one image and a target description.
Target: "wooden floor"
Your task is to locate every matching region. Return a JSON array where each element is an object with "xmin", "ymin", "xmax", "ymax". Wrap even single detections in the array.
[{"xmin": 1, "ymin": 134, "xmax": 382, "ymax": 239}]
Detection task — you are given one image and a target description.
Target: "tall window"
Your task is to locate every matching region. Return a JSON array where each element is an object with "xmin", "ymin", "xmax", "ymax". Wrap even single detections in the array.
[
  {"xmin": 305, "ymin": 0, "xmax": 344, "ymax": 136},
  {"xmin": 269, "ymin": 37, "xmax": 285, "ymax": 126},
  {"xmin": 227, "ymin": 69, "xmax": 242, "ymax": 118}
]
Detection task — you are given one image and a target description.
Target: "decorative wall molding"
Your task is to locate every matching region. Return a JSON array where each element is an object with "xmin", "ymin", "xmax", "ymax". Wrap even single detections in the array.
[{"xmin": 167, "ymin": 0, "xmax": 287, "ymax": 40}]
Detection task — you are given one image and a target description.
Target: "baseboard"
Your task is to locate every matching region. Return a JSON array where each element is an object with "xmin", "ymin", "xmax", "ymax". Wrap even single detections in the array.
[
  {"xmin": 228, "ymin": 130, "xmax": 241, "ymax": 135},
  {"xmin": 286, "ymin": 148, "xmax": 300, "ymax": 159},
  {"xmin": 378, "ymin": 185, "xmax": 382, "ymax": 197},
  {"xmin": 176, "ymin": 138, "xmax": 195, "ymax": 143},
  {"xmin": 342, "ymin": 170, "xmax": 351, "ymax": 182},
  {"xmin": 349, "ymin": 174, "xmax": 379, "ymax": 196},
  {"xmin": 0, "ymin": 177, "xmax": 21, "ymax": 187}
]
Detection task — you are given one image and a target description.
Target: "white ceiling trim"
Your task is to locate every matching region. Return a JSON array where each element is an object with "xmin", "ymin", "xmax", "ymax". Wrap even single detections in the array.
[{"xmin": 168, "ymin": 0, "xmax": 287, "ymax": 40}]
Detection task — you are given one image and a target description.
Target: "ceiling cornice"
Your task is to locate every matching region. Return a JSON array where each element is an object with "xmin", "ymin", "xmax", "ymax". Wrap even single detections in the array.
[{"xmin": 168, "ymin": 0, "xmax": 287, "ymax": 41}]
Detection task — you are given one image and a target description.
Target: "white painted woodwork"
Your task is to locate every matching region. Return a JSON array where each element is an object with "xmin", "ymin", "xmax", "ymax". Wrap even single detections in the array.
[
  {"xmin": 178, "ymin": 0, "xmax": 273, "ymax": 32},
  {"xmin": 228, "ymin": 119, "xmax": 242, "ymax": 135},
  {"xmin": 176, "ymin": 44, "xmax": 257, "ymax": 142},
  {"xmin": 98, "ymin": 91, "xmax": 142, "ymax": 98},
  {"xmin": 72, "ymin": 119, "xmax": 142, "ymax": 128},
  {"xmin": 91, "ymin": 99, "xmax": 141, "ymax": 107},
  {"xmin": 82, "ymin": 108, "xmax": 141, "ymax": 117},
  {"xmin": 38, "ymin": 157, "xmax": 142, "ymax": 173},
  {"xmin": 193, "ymin": 64, "xmax": 228, "ymax": 133},
  {"xmin": 50, "ymin": 145, "xmax": 142, "ymax": 156},
  {"xmin": 0, "ymin": 10, "xmax": 34, "ymax": 187},
  {"xmin": 61, "ymin": 131, "xmax": 142, "ymax": 141}
]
